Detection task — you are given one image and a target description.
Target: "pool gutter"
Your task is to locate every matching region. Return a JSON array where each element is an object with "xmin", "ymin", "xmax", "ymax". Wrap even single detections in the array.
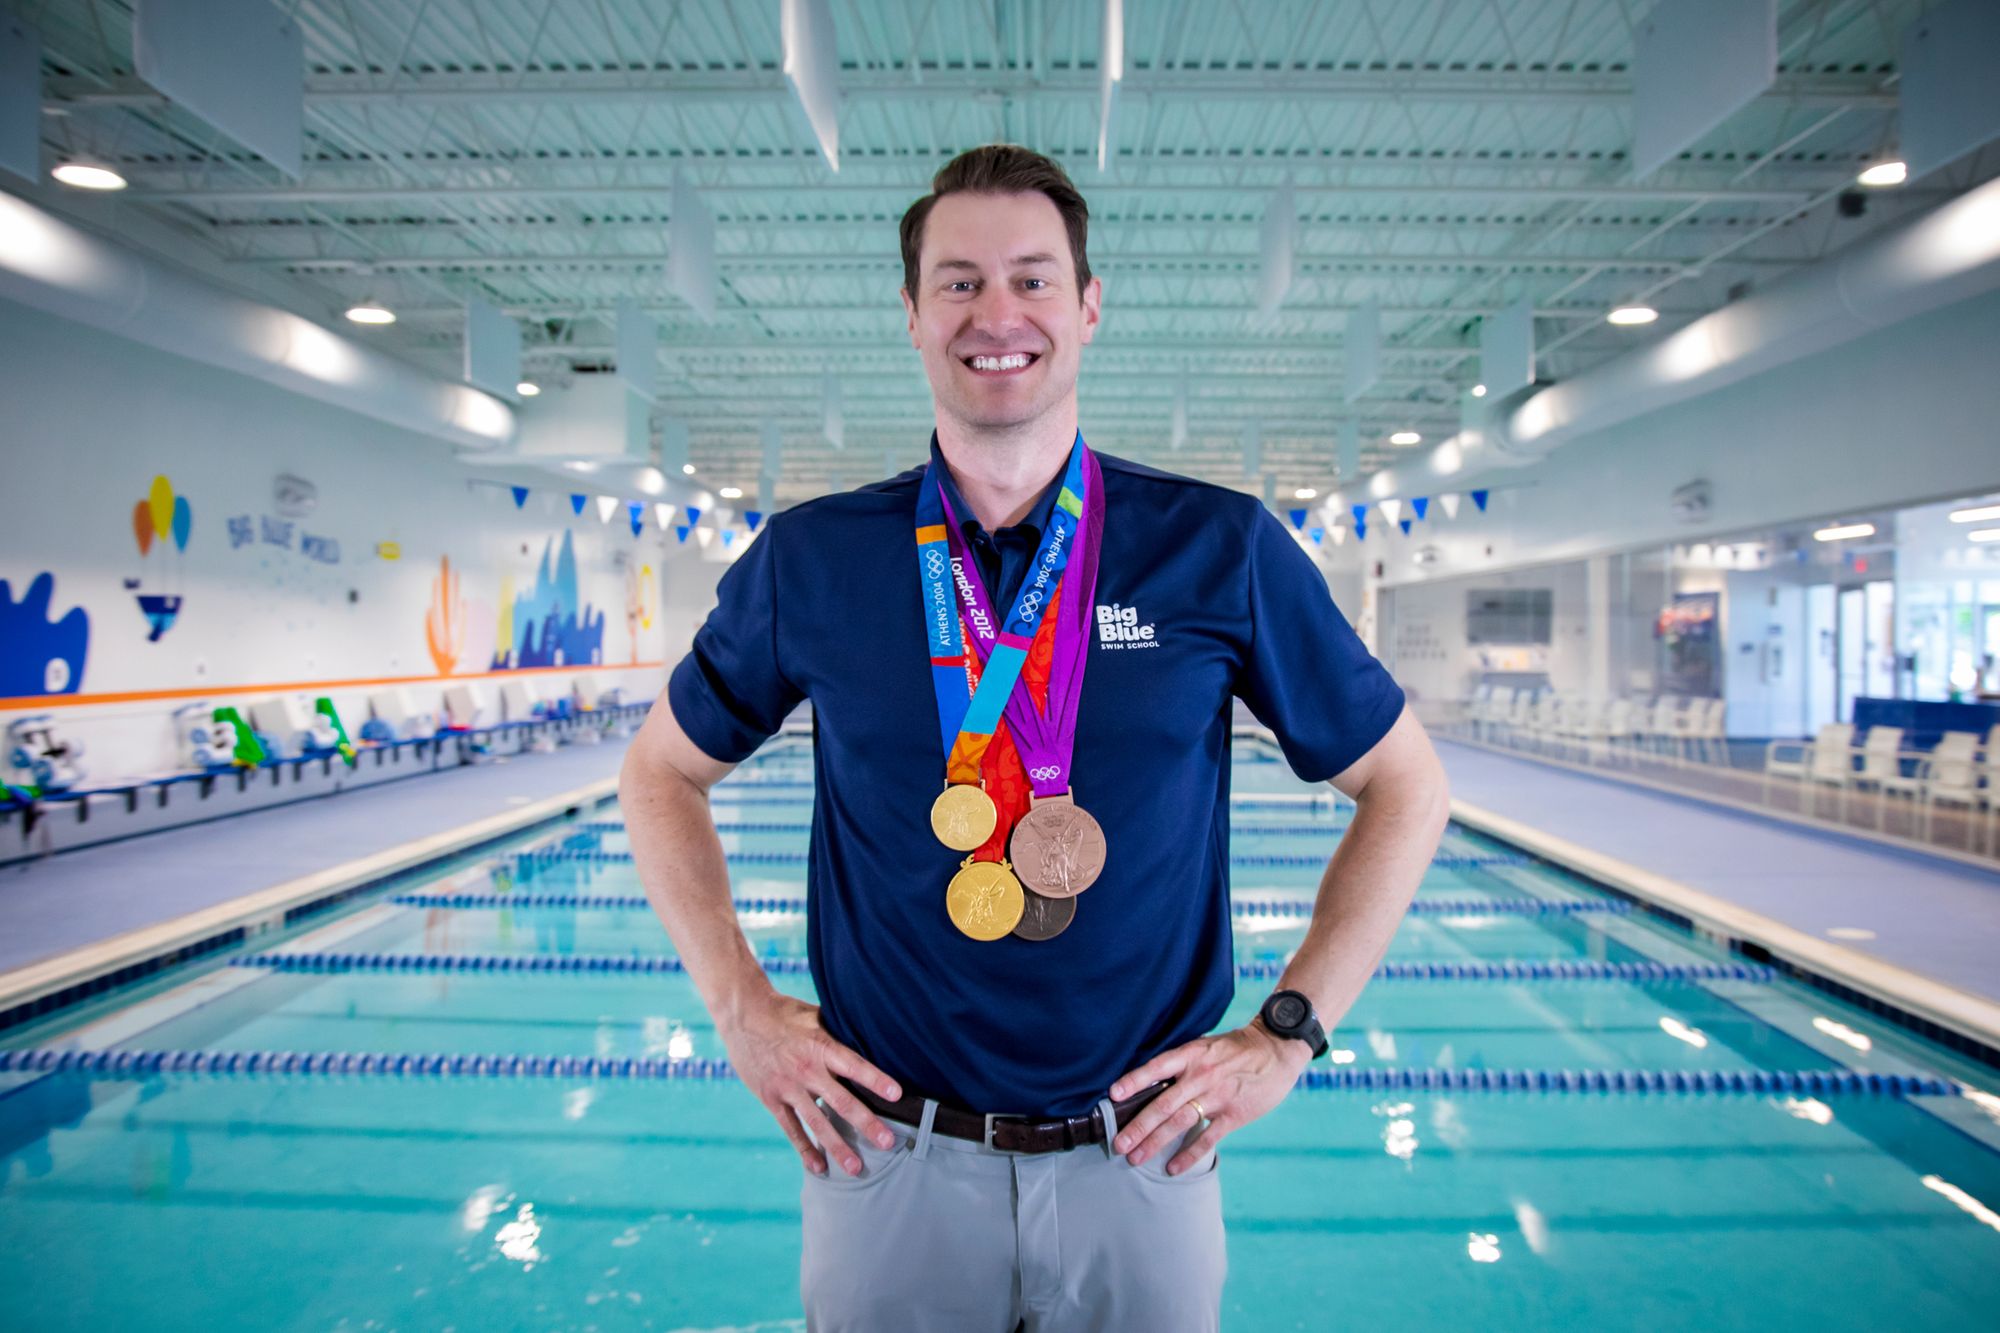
[
  {"xmin": 0, "ymin": 775, "xmax": 619, "ymax": 1033},
  {"xmin": 1450, "ymin": 796, "xmax": 2000, "ymax": 1062}
]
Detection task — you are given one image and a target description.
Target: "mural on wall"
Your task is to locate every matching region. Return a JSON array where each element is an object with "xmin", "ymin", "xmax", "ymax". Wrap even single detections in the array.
[
  {"xmin": 623, "ymin": 559, "xmax": 657, "ymax": 665},
  {"xmin": 0, "ymin": 573, "xmax": 89, "ymax": 696},
  {"xmin": 127, "ymin": 474, "xmax": 191, "ymax": 641},
  {"xmin": 497, "ymin": 531, "xmax": 605, "ymax": 670},
  {"xmin": 426, "ymin": 556, "xmax": 466, "ymax": 675}
]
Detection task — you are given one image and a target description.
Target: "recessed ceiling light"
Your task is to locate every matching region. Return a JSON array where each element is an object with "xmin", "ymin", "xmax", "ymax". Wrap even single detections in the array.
[
  {"xmin": 1813, "ymin": 522, "xmax": 1876, "ymax": 542},
  {"xmin": 1857, "ymin": 161, "xmax": 1907, "ymax": 188},
  {"xmin": 1948, "ymin": 504, "xmax": 2000, "ymax": 524},
  {"xmin": 719, "ymin": 486, "xmax": 744, "ymax": 499},
  {"xmin": 1968, "ymin": 528, "xmax": 2000, "ymax": 544},
  {"xmin": 344, "ymin": 302, "xmax": 396, "ymax": 325},
  {"xmin": 1470, "ymin": 384, "xmax": 1487, "ymax": 397},
  {"xmin": 1294, "ymin": 487, "xmax": 1317, "ymax": 500},
  {"xmin": 515, "ymin": 381, "xmax": 540, "ymax": 397},
  {"xmin": 51, "ymin": 161, "xmax": 126, "ymax": 190},
  {"xmin": 681, "ymin": 463, "xmax": 696, "ymax": 475},
  {"xmin": 1607, "ymin": 306, "xmax": 1658, "ymax": 326},
  {"xmin": 1390, "ymin": 431, "xmax": 1421, "ymax": 446}
]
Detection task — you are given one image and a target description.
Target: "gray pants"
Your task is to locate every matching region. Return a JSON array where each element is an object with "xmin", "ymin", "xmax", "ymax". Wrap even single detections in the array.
[{"xmin": 800, "ymin": 1097, "xmax": 1226, "ymax": 1332}]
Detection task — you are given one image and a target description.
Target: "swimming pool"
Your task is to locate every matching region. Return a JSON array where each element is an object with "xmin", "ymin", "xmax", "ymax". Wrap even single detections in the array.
[{"xmin": 2, "ymin": 741, "xmax": 1997, "ymax": 1331}]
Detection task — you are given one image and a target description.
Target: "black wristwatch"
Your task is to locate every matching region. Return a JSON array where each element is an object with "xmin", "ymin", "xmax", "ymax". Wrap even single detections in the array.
[{"xmin": 1259, "ymin": 989, "xmax": 1329, "ymax": 1059}]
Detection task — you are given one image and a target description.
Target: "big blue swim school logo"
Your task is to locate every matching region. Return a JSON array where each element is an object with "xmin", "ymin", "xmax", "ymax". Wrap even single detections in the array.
[{"xmin": 1096, "ymin": 602, "xmax": 1159, "ymax": 650}]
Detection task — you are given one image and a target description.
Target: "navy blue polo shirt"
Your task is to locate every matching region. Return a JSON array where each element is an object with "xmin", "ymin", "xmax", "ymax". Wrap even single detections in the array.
[{"xmin": 668, "ymin": 447, "xmax": 1404, "ymax": 1116}]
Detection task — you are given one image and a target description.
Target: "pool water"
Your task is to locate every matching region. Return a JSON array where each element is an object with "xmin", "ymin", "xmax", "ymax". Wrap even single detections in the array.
[{"xmin": 2, "ymin": 743, "xmax": 1997, "ymax": 1331}]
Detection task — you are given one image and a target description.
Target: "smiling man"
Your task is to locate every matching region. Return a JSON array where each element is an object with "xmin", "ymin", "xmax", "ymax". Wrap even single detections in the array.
[{"xmin": 620, "ymin": 145, "xmax": 1449, "ymax": 1332}]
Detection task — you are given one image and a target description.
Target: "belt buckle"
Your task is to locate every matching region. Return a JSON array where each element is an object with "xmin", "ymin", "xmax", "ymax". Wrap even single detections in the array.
[{"xmin": 982, "ymin": 1112, "xmax": 1031, "ymax": 1154}]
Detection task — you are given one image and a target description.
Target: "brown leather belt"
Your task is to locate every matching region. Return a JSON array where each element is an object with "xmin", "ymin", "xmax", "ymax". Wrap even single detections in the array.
[{"xmin": 843, "ymin": 1077, "xmax": 1170, "ymax": 1155}]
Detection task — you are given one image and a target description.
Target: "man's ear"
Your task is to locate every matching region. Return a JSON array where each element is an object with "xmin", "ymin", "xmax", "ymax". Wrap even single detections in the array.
[
  {"xmin": 900, "ymin": 286, "xmax": 920, "ymax": 348},
  {"xmin": 1079, "ymin": 275, "xmax": 1103, "ymax": 345}
]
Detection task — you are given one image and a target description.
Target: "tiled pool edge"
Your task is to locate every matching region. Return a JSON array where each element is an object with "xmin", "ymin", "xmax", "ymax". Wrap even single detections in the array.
[
  {"xmin": 0, "ymin": 776, "xmax": 621, "ymax": 1035},
  {"xmin": 1450, "ymin": 796, "xmax": 2000, "ymax": 1071}
]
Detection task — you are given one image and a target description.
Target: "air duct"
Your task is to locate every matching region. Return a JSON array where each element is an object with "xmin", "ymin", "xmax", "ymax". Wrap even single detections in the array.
[
  {"xmin": 0, "ymin": 190, "xmax": 513, "ymax": 451},
  {"xmin": 1486, "ymin": 174, "xmax": 2000, "ymax": 464}
]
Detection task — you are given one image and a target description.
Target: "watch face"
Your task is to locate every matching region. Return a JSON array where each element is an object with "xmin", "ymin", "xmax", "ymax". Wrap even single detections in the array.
[{"xmin": 1269, "ymin": 993, "xmax": 1308, "ymax": 1030}]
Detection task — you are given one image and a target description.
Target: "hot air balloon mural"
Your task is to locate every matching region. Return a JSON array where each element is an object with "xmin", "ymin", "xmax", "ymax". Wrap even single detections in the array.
[{"xmin": 130, "ymin": 474, "xmax": 191, "ymax": 641}]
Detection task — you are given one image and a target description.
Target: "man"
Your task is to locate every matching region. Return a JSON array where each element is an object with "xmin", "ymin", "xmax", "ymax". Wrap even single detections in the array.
[{"xmin": 620, "ymin": 144, "xmax": 1449, "ymax": 1332}]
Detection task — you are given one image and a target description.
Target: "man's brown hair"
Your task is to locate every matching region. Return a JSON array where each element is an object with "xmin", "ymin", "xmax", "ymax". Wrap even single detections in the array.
[{"xmin": 899, "ymin": 144, "xmax": 1092, "ymax": 305}]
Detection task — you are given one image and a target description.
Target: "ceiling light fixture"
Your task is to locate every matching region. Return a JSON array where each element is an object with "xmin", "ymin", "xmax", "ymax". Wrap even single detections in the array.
[
  {"xmin": 1390, "ymin": 431, "xmax": 1421, "ymax": 446},
  {"xmin": 1857, "ymin": 161, "xmax": 1907, "ymax": 188},
  {"xmin": 51, "ymin": 161, "xmax": 127, "ymax": 190},
  {"xmin": 344, "ymin": 302, "xmax": 396, "ymax": 325},
  {"xmin": 682, "ymin": 463, "xmax": 696, "ymax": 475},
  {"xmin": 720, "ymin": 486, "xmax": 744, "ymax": 499},
  {"xmin": 1470, "ymin": 384, "xmax": 1487, "ymax": 397},
  {"xmin": 1948, "ymin": 504, "xmax": 2000, "ymax": 524},
  {"xmin": 1968, "ymin": 529, "xmax": 2000, "ymax": 544},
  {"xmin": 515, "ymin": 381, "xmax": 540, "ymax": 397},
  {"xmin": 1607, "ymin": 306, "xmax": 1658, "ymax": 326},
  {"xmin": 1813, "ymin": 522, "xmax": 1876, "ymax": 542},
  {"xmin": 1294, "ymin": 487, "xmax": 1317, "ymax": 500}
]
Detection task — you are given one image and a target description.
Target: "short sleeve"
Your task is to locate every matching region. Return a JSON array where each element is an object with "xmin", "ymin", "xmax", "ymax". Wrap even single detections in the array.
[
  {"xmin": 667, "ymin": 524, "xmax": 806, "ymax": 764},
  {"xmin": 1234, "ymin": 507, "xmax": 1405, "ymax": 782}
]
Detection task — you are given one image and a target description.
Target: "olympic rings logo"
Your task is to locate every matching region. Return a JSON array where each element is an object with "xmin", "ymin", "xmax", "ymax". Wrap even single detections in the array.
[
  {"xmin": 924, "ymin": 550, "xmax": 946, "ymax": 577},
  {"xmin": 1020, "ymin": 589, "xmax": 1045, "ymax": 619},
  {"xmin": 1028, "ymin": 766, "xmax": 1061, "ymax": 781}
]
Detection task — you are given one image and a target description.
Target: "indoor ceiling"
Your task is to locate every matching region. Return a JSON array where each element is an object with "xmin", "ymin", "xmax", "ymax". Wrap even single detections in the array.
[{"xmin": 17, "ymin": 0, "xmax": 1996, "ymax": 505}]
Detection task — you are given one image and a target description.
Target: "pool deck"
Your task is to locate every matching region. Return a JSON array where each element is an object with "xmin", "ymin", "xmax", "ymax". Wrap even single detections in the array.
[
  {"xmin": 1436, "ymin": 739, "xmax": 2000, "ymax": 1009},
  {"xmin": 0, "ymin": 739, "xmax": 632, "ymax": 978}
]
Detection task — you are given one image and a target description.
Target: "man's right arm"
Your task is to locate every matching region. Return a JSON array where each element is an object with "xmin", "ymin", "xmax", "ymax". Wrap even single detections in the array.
[{"xmin": 618, "ymin": 700, "xmax": 903, "ymax": 1176}]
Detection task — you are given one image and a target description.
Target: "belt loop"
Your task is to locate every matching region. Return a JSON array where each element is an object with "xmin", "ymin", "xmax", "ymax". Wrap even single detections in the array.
[
  {"xmin": 1095, "ymin": 1097, "xmax": 1120, "ymax": 1160},
  {"xmin": 912, "ymin": 1098, "xmax": 941, "ymax": 1161}
]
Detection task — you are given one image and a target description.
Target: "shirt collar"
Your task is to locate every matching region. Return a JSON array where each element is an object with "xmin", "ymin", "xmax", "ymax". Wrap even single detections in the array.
[{"xmin": 927, "ymin": 434, "xmax": 1066, "ymax": 545}]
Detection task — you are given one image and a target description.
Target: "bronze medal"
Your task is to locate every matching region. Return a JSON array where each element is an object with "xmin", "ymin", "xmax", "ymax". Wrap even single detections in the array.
[
  {"xmin": 1009, "ymin": 792, "xmax": 1107, "ymax": 898},
  {"xmin": 946, "ymin": 858, "xmax": 1026, "ymax": 941},
  {"xmin": 930, "ymin": 783, "xmax": 998, "ymax": 852},
  {"xmin": 1013, "ymin": 888, "xmax": 1077, "ymax": 941}
]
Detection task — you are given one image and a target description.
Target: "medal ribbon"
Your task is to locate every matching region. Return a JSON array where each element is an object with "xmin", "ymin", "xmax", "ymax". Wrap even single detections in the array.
[
  {"xmin": 939, "ymin": 443, "xmax": 1104, "ymax": 799},
  {"xmin": 915, "ymin": 438, "xmax": 1087, "ymax": 786}
]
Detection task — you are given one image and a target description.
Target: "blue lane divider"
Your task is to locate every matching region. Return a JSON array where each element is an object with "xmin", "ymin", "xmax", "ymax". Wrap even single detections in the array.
[
  {"xmin": 511, "ymin": 849, "xmax": 1529, "ymax": 870},
  {"xmin": 388, "ymin": 891, "xmax": 1631, "ymax": 919},
  {"xmin": 0, "ymin": 1047, "xmax": 1957, "ymax": 1099},
  {"xmin": 576, "ymin": 820, "xmax": 1357, "ymax": 838},
  {"xmin": 232, "ymin": 952, "xmax": 1770, "ymax": 983}
]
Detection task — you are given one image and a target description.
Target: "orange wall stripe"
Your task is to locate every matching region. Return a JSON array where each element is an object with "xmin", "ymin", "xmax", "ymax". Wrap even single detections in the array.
[{"xmin": 0, "ymin": 661, "xmax": 666, "ymax": 712}]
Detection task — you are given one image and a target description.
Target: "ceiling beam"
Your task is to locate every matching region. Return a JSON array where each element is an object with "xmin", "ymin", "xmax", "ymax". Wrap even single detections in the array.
[{"xmin": 44, "ymin": 67, "xmax": 1895, "ymax": 111}]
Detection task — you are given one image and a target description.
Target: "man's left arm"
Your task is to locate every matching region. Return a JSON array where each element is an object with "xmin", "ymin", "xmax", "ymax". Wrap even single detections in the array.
[{"xmin": 1107, "ymin": 705, "xmax": 1449, "ymax": 1173}]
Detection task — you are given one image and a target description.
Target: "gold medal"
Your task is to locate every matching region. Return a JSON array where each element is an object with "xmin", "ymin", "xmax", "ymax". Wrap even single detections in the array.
[
  {"xmin": 930, "ymin": 782, "xmax": 998, "ymax": 851},
  {"xmin": 946, "ymin": 857, "xmax": 1026, "ymax": 941}
]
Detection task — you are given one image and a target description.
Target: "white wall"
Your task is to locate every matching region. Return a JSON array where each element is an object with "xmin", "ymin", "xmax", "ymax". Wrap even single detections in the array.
[
  {"xmin": 0, "ymin": 305, "xmax": 728, "ymax": 777},
  {"xmin": 1361, "ymin": 287, "xmax": 2000, "ymax": 587}
]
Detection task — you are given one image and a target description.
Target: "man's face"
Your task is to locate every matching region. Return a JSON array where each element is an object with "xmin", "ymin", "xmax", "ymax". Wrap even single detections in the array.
[{"xmin": 902, "ymin": 190, "xmax": 1102, "ymax": 434}]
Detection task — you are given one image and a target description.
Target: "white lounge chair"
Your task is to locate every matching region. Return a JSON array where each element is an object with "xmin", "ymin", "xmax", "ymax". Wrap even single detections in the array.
[{"xmin": 1764, "ymin": 723, "xmax": 1854, "ymax": 812}]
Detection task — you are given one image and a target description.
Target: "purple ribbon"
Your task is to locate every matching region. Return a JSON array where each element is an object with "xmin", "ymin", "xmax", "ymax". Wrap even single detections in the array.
[{"xmin": 938, "ymin": 447, "xmax": 1105, "ymax": 798}]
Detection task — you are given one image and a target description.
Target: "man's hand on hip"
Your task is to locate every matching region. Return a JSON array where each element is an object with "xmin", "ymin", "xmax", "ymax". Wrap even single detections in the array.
[
  {"xmin": 1106, "ymin": 1021, "xmax": 1311, "ymax": 1174},
  {"xmin": 720, "ymin": 991, "xmax": 906, "ymax": 1178}
]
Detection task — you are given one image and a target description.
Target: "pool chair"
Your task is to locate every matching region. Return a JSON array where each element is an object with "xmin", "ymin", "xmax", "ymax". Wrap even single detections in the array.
[
  {"xmin": 1574, "ymin": 698, "xmax": 1635, "ymax": 765},
  {"xmin": 1682, "ymin": 697, "xmax": 1728, "ymax": 765},
  {"xmin": 1763, "ymin": 723, "xmax": 1854, "ymax": 812},
  {"xmin": 1639, "ymin": 696, "xmax": 1684, "ymax": 758},
  {"xmin": 1463, "ymin": 683, "xmax": 1494, "ymax": 736},
  {"xmin": 1917, "ymin": 732, "xmax": 1987, "ymax": 850},
  {"xmin": 1845, "ymin": 726, "xmax": 1910, "ymax": 828}
]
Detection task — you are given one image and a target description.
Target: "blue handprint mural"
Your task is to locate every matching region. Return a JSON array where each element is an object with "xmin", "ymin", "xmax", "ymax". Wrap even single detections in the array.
[{"xmin": 0, "ymin": 572, "xmax": 89, "ymax": 696}]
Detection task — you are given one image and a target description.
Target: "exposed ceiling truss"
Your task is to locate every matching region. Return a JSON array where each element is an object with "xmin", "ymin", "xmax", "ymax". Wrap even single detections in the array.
[{"xmin": 12, "ymin": 0, "xmax": 1997, "ymax": 504}]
